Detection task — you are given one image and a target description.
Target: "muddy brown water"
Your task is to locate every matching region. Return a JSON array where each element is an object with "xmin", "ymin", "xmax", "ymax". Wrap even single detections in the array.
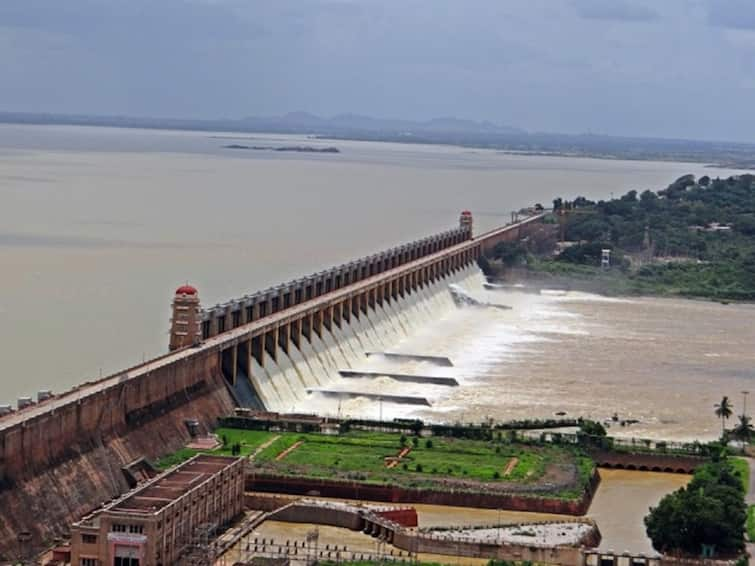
[{"xmin": 238, "ymin": 469, "xmax": 687, "ymax": 558}]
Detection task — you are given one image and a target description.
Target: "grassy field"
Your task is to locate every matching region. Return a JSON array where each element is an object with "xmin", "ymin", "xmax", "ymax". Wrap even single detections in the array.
[
  {"xmin": 255, "ymin": 431, "xmax": 550, "ymax": 483},
  {"xmin": 730, "ymin": 457, "xmax": 750, "ymax": 493},
  {"xmin": 154, "ymin": 428, "xmax": 593, "ymax": 498},
  {"xmin": 154, "ymin": 427, "xmax": 276, "ymax": 468}
]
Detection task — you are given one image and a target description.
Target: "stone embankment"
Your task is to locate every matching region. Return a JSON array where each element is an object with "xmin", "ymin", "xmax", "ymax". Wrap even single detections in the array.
[{"xmin": 246, "ymin": 468, "xmax": 601, "ymax": 515}]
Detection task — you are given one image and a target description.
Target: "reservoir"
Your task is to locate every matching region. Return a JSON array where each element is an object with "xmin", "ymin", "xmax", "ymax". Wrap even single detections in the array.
[{"xmin": 0, "ymin": 124, "xmax": 751, "ymax": 442}]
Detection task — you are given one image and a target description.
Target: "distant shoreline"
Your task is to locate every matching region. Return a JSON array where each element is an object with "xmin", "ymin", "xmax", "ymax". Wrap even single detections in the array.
[
  {"xmin": 222, "ymin": 144, "xmax": 340, "ymax": 154},
  {"xmin": 0, "ymin": 112, "xmax": 753, "ymax": 170}
]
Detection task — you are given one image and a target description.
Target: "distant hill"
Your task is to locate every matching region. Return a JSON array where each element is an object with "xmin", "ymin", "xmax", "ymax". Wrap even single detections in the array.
[
  {"xmin": 0, "ymin": 110, "xmax": 753, "ymax": 168},
  {"xmin": 237, "ymin": 111, "xmax": 524, "ymax": 136}
]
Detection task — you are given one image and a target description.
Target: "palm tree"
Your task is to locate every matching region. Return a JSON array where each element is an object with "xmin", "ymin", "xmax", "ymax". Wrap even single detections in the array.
[
  {"xmin": 715, "ymin": 396, "xmax": 734, "ymax": 438},
  {"xmin": 733, "ymin": 414, "xmax": 755, "ymax": 451}
]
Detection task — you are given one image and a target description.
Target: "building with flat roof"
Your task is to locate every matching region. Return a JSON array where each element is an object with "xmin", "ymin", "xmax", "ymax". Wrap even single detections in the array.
[{"xmin": 71, "ymin": 454, "xmax": 244, "ymax": 566}]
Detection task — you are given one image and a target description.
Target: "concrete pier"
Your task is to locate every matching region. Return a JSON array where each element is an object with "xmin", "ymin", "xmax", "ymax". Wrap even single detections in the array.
[
  {"xmin": 365, "ymin": 352, "xmax": 454, "ymax": 366},
  {"xmin": 339, "ymin": 370, "xmax": 458, "ymax": 386},
  {"xmin": 305, "ymin": 389, "xmax": 432, "ymax": 406}
]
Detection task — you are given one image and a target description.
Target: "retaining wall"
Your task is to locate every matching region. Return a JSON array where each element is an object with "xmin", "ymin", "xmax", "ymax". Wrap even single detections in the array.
[
  {"xmin": 246, "ymin": 469, "xmax": 600, "ymax": 515},
  {"xmin": 589, "ymin": 450, "xmax": 703, "ymax": 474}
]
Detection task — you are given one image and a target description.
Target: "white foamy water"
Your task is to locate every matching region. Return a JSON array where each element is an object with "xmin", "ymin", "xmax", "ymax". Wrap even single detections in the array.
[{"xmin": 248, "ymin": 264, "xmax": 755, "ymax": 442}]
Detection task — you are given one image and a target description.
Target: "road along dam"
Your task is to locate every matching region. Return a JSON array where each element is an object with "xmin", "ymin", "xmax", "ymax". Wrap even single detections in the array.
[{"xmin": 0, "ymin": 211, "xmax": 547, "ymax": 558}]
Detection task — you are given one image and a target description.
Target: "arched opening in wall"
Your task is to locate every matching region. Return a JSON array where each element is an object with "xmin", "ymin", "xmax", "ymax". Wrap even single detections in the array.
[
  {"xmin": 221, "ymin": 348, "xmax": 234, "ymax": 383},
  {"xmin": 676, "ymin": 468, "xmax": 688, "ymax": 474},
  {"xmin": 626, "ymin": 465, "xmax": 637, "ymax": 471},
  {"xmin": 264, "ymin": 331, "xmax": 277, "ymax": 362},
  {"xmin": 639, "ymin": 466, "xmax": 648, "ymax": 471},
  {"xmin": 663, "ymin": 467, "xmax": 673, "ymax": 473},
  {"xmin": 251, "ymin": 335, "xmax": 264, "ymax": 366},
  {"xmin": 651, "ymin": 467, "xmax": 661, "ymax": 472}
]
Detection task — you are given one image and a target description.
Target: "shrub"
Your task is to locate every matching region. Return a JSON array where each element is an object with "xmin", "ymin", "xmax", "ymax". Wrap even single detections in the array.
[
  {"xmin": 425, "ymin": 439, "xmax": 433, "ymax": 449},
  {"xmin": 416, "ymin": 463, "xmax": 423, "ymax": 473}
]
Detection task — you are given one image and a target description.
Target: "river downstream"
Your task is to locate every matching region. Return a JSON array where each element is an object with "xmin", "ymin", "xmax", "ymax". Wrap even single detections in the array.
[{"xmin": 239, "ymin": 469, "xmax": 687, "ymax": 558}]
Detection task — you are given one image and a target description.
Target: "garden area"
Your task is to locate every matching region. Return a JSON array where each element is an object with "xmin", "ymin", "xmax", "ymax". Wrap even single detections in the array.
[{"xmin": 155, "ymin": 426, "xmax": 595, "ymax": 499}]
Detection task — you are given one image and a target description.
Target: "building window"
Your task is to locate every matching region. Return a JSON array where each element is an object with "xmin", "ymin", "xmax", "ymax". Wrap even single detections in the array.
[
  {"xmin": 81, "ymin": 534, "xmax": 98, "ymax": 544},
  {"xmin": 114, "ymin": 558, "xmax": 140, "ymax": 566},
  {"xmin": 80, "ymin": 559, "xmax": 99, "ymax": 566},
  {"xmin": 111, "ymin": 524, "xmax": 127, "ymax": 532},
  {"xmin": 128, "ymin": 524, "xmax": 144, "ymax": 534}
]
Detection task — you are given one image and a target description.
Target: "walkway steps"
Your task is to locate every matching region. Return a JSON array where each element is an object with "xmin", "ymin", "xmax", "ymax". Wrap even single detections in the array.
[
  {"xmin": 365, "ymin": 352, "xmax": 454, "ymax": 367},
  {"xmin": 305, "ymin": 389, "xmax": 431, "ymax": 406},
  {"xmin": 339, "ymin": 370, "xmax": 458, "ymax": 387}
]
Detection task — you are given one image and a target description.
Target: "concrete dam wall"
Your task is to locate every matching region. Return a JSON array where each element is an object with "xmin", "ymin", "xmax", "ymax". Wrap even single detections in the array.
[
  {"xmin": 231, "ymin": 261, "xmax": 484, "ymax": 413},
  {"xmin": 0, "ymin": 213, "xmax": 546, "ymax": 559}
]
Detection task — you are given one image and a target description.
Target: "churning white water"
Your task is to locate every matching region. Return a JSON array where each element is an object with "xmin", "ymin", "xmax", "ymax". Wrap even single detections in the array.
[{"xmin": 246, "ymin": 264, "xmax": 514, "ymax": 418}]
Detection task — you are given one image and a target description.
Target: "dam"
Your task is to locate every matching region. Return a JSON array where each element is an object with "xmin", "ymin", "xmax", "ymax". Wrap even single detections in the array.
[{"xmin": 0, "ymin": 210, "xmax": 548, "ymax": 557}]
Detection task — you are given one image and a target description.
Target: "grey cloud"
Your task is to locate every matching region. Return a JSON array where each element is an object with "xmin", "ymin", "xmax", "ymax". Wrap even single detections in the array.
[
  {"xmin": 708, "ymin": 0, "xmax": 755, "ymax": 30},
  {"xmin": 0, "ymin": 0, "xmax": 754, "ymax": 142},
  {"xmin": 571, "ymin": 0, "xmax": 659, "ymax": 22}
]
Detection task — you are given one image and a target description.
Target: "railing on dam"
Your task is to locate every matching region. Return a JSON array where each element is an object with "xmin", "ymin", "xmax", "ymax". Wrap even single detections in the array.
[{"xmin": 197, "ymin": 225, "xmax": 472, "ymax": 341}]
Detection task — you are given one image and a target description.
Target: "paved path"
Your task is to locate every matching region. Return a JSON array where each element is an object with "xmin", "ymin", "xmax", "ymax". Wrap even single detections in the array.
[
  {"xmin": 745, "ymin": 458, "xmax": 754, "ymax": 556},
  {"xmin": 746, "ymin": 457, "xmax": 755, "ymax": 505},
  {"xmin": 249, "ymin": 435, "xmax": 280, "ymax": 461}
]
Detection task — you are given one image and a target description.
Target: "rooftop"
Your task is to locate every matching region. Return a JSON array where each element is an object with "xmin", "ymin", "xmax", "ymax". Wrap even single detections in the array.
[{"xmin": 91, "ymin": 454, "xmax": 240, "ymax": 519}]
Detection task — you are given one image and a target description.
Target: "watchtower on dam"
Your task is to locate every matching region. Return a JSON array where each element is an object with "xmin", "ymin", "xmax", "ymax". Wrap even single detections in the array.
[{"xmin": 0, "ymin": 210, "xmax": 547, "ymax": 558}]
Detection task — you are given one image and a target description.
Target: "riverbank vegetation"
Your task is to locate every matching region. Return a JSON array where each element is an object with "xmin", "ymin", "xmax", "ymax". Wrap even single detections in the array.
[
  {"xmin": 645, "ymin": 457, "xmax": 746, "ymax": 556},
  {"xmin": 487, "ymin": 174, "xmax": 755, "ymax": 300}
]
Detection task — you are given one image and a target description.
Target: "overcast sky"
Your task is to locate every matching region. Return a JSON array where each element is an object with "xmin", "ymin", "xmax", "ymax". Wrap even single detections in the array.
[{"xmin": 1, "ymin": 0, "xmax": 755, "ymax": 142}]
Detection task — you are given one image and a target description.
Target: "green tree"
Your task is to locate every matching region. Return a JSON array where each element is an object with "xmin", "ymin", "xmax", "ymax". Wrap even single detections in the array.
[
  {"xmin": 715, "ymin": 397, "xmax": 734, "ymax": 438},
  {"xmin": 732, "ymin": 414, "xmax": 754, "ymax": 449},
  {"xmin": 645, "ymin": 460, "xmax": 746, "ymax": 555}
]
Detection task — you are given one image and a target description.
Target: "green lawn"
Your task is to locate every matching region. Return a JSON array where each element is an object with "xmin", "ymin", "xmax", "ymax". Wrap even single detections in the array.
[
  {"xmin": 153, "ymin": 427, "xmax": 593, "ymax": 499},
  {"xmin": 251, "ymin": 430, "xmax": 585, "ymax": 491},
  {"xmin": 730, "ymin": 457, "xmax": 750, "ymax": 493},
  {"xmin": 153, "ymin": 427, "xmax": 275, "ymax": 469}
]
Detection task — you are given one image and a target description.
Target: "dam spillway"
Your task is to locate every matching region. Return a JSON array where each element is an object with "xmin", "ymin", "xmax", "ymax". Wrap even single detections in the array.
[
  {"xmin": 230, "ymin": 261, "xmax": 481, "ymax": 412},
  {"xmin": 0, "ymin": 211, "xmax": 548, "ymax": 557}
]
